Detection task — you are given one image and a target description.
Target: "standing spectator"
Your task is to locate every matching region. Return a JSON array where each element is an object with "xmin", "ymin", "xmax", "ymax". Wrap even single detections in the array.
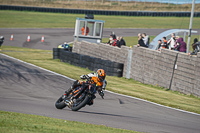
[
  {"xmin": 177, "ymin": 37, "xmax": 186, "ymax": 53},
  {"xmin": 0, "ymin": 36, "xmax": 4, "ymax": 51},
  {"xmin": 116, "ymin": 36, "xmax": 121, "ymax": 48},
  {"xmin": 107, "ymin": 35, "xmax": 117, "ymax": 46},
  {"xmin": 107, "ymin": 35, "xmax": 114, "ymax": 45},
  {"xmin": 162, "ymin": 37, "xmax": 168, "ymax": 49},
  {"xmin": 137, "ymin": 34, "xmax": 147, "ymax": 48},
  {"xmin": 142, "ymin": 33, "xmax": 150, "ymax": 47},
  {"xmin": 174, "ymin": 36, "xmax": 180, "ymax": 51},
  {"xmin": 167, "ymin": 33, "xmax": 176, "ymax": 50},
  {"xmin": 157, "ymin": 39, "xmax": 163, "ymax": 51},
  {"xmin": 191, "ymin": 38, "xmax": 200, "ymax": 55},
  {"xmin": 111, "ymin": 31, "xmax": 116, "ymax": 40},
  {"xmin": 119, "ymin": 36, "xmax": 126, "ymax": 46}
]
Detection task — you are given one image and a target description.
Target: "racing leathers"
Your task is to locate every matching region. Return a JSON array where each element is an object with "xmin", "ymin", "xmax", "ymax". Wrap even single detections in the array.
[{"xmin": 65, "ymin": 73, "xmax": 107, "ymax": 100}]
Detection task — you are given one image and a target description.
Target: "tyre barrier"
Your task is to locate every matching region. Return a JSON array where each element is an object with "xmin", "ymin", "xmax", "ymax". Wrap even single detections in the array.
[
  {"xmin": 1, "ymin": 5, "xmax": 200, "ymax": 17},
  {"xmin": 53, "ymin": 47, "xmax": 72, "ymax": 59},
  {"xmin": 53, "ymin": 48, "xmax": 124, "ymax": 77}
]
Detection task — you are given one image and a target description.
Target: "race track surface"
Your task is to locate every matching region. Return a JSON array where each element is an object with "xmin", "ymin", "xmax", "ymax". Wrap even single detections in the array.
[{"xmin": 0, "ymin": 54, "xmax": 200, "ymax": 133}]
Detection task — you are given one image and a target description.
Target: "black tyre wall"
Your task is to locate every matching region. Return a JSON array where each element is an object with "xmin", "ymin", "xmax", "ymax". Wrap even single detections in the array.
[{"xmin": 53, "ymin": 48, "xmax": 124, "ymax": 77}]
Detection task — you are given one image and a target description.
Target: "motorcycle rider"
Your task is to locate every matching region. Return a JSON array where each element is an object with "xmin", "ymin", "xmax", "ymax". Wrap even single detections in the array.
[{"xmin": 65, "ymin": 69, "xmax": 107, "ymax": 104}]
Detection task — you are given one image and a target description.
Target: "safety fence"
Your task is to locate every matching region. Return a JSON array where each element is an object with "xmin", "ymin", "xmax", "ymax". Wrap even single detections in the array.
[
  {"xmin": 1, "ymin": 5, "xmax": 200, "ymax": 17},
  {"xmin": 53, "ymin": 48, "xmax": 124, "ymax": 77}
]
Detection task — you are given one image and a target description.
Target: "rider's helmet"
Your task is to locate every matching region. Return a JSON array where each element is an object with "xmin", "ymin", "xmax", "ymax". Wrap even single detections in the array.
[{"xmin": 96, "ymin": 69, "xmax": 106, "ymax": 82}]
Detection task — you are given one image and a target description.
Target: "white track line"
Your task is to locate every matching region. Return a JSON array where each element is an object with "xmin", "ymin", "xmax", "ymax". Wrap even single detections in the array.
[{"xmin": 0, "ymin": 53, "xmax": 199, "ymax": 116}]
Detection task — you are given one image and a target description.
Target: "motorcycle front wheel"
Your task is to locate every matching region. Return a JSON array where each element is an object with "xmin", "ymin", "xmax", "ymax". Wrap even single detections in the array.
[{"xmin": 55, "ymin": 96, "xmax": 67, "ymax": 109}]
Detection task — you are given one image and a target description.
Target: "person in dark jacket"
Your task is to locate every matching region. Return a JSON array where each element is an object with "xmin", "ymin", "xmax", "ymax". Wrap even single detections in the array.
[
  {"xmin": 111, "ymin": 32, "xmax": 116, "ymax": 40},
  {"xmin": 177, "ymin": 37, "xmax": 186, "ymax": 53},
  {"xmin": 116, "ymin": 36, "xmax": 121, "ymax": 48},
  {"xmin": 137, "ymin": 34, "xmax": 147, "ymax": 48},
  {"xmin": 0, "ymin": 36, "xmax": 4, "ymax": 51},
  {"xmin": 119, "ymin": 36, "xmax": 126, "ymax": 46}
]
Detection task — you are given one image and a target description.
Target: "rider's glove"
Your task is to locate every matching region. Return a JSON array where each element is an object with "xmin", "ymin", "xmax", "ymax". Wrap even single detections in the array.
[{"xmin": 80, "ymin": 75, "xmax": 86, "ymax": 79}]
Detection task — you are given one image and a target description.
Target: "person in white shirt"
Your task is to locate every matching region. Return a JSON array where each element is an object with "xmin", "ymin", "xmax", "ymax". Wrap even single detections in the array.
[{"xmin": 168, "ymin": 33, "xmax": 176, "ymax": 50}]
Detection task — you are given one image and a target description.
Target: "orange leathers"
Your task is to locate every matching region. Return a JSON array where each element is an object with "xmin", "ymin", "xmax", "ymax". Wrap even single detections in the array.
[
  {"xmin": 78, "ymin": 76, "xmax": 103, "ymax": 89},
  {"xmin": 81, "ymin": 26, "xmax": 89, "ymax": 35}
]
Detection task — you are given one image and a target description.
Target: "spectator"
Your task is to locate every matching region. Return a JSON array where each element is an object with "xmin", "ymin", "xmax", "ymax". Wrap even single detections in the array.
[
  {"xmin": 0, "ymin": 36, "xmax": 4, "ymax": 51},
  {"xmin": 142, "ymin": 33, "xmax": 150, "ymax": 47},
  {"xmin": 107, "ymin": 35, "xmax": 117, "ymax": 46},
  {"xmin": 137, "ymin": 34, "xmax": 147, "ymax": 48},
  {"xmin": 157, "ymin": 39, "xmax": 163, "ymax": 51},
  {"xmin": 177, "ymin": 37, "xmax": 186, "ymax": 53},
  {"xmin": 191, "ymin": 38, "xmax": 200, "ymax": 55},
  {"xmin": 119, "ymin": 36, "xmax": 126, "ymax": 46},
  {"xmin": 107, "ymin": 35, "xmax": 114, "ymax": 45},
  {"xmin": 174, "ymin": 36, "xmax": 180, "ymax": 51},
  {"xmin": 162, "ymin": 37, "xmax": 168, "ymax": 49},
  {"xmin": 116, "ymin": 36, "xmax": 121, "ymax": 48},
  {"xmin": 167, "ymin": 33, "xmax": 176, "ymax": 50},
  {"xmin": 111, "ymin": 31, "xmax": 116, "ymax": 40}
]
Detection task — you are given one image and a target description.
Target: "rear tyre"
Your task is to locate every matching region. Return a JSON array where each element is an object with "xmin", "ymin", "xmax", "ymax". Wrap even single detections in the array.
[
  {"xmin": 71, "ymin": 95, "xmax": 90, "ymax": 111},
  {"xmin": 55, "ymin": 96, "xmax": 67, "ymax": 109}
]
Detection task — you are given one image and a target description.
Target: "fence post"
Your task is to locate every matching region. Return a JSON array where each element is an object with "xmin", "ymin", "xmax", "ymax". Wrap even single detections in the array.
[{"xmin": 126, "ymin": 49, "xmax": 132, "ymax": 79}]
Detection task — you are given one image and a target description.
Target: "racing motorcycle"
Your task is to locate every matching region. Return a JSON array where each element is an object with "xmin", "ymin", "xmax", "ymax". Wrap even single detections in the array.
[{"xmin": 55, "ymin": 75, "xmax": 104, "ymax": 111}]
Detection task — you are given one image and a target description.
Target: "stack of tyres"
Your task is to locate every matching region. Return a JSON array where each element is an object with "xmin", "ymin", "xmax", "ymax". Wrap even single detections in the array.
[
  {"xmin": 71, "ymin": 53, "xmax": 80, "ymax": 66},
  {"xmin": 55, "ymin": 49, "xmax": 124, "ymax": 77},
  {"xmin": 53, "ymin": 48, "xmax": 61, "ymax": 59},
  {"xmin": 103, "ymin": 60, "xmax": 123, "ymax": 77}
]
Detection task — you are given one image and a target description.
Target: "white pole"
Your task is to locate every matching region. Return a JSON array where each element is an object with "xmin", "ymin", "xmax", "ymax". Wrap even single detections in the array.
[{"xmin": 186, "ymin": 0, "xmax": 195, "ymax": 53}]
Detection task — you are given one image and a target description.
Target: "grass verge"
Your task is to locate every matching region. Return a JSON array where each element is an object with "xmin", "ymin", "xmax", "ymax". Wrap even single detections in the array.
[
  {"xmin": 0, "ymin": 110, "xmax": 139, "ymax": 133},
  {"xmin": 1, "ymin": 45, "xmax": 200, "ymax": 114},
  {"xmin": 1, "ymin": 10, "xmax": 200, "ymax": 29}
]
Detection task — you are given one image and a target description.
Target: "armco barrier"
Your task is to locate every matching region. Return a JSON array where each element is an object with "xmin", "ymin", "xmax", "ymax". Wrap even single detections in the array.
[
  {"xmin": 53, "ymin": 48, "xmax": 124, "ymax": 77},
  {"xmin": 1, "ymin": 5, "xmax": 200, "ymax": 17}
]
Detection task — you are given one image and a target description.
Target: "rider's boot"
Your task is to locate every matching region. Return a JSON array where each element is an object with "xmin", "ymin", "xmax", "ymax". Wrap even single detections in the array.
[{"xmin": 65, "ymin": 80, "xmax": 81, "ymax": 96}]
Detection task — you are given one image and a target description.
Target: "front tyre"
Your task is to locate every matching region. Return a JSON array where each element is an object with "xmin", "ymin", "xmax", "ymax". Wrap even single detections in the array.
[
  {"xmin": 55, "ymin": 96, "xmax": 67, "ymax": 109},
  {"xmin": 71, "ymin": 95, "xmax": 90, "ymax": 111}
]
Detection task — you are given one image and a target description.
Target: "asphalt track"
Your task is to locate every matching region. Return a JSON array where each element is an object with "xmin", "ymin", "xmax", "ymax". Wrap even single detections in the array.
[
  {"xmin": 0, "ymin": 53, "xmax": 200, "ymax": 133},
  {"xmin": 3, "ymin": 28, "xmax": 200, "ymax": 50}
]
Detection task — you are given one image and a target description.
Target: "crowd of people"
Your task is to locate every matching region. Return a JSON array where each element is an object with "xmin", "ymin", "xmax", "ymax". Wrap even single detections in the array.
[
  {"xmin": 106, "ymin": 32, "xmax": 126, "ymax": 48},
  {"xmin": 157, "ymin": 33, "xmax": 187, "ymax": 53},
  {"xmin": 156, "ymin": 33, "xmax": 200, "ymax": 55},
  {"xmin": 106, "ymin": 31, "xmax": 199, "ymax": 55}
]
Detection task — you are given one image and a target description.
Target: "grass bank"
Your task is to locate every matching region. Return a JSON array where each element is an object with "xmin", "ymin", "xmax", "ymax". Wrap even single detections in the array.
[
  {"xmin": 1, "ymin": 0, "xmax": 200, "ymax": 12},
  {"xmin": 0, "ymin": 111, "xmax": 139, "ymax": 133},
  {"xmin": 1, "ymin": 10, "xmax": 200, "ymax": 29},
  {"xmin": 1, "ymin": 46, "xmax": 200, "ymax": 114}
]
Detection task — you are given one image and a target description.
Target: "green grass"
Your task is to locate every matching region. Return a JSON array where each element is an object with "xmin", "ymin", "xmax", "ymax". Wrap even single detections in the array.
[
  {"xmin": 1, "ymin": 10, "xmax": 200, "ymax": 29},
  {"xmin": 1, "ymin": 46, "xmax": 200, "ymax": 114},
  {"xmin": 0, "ymin": 111, "xmax": 139, "ymax": 133}
]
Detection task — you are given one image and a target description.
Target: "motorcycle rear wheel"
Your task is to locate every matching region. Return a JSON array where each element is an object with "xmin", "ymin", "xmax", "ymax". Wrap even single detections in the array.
[
  {"xmin": 71, "ymin": 95, "xmax": 90, "ymax": 111},
  {"xmin": 55, "ymin": 96, "xmax": 67, "ymax": 109}
]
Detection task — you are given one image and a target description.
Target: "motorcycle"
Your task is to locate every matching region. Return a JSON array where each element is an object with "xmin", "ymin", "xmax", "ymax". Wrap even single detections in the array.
[{"xmin": 55, "ymin": 75, "xmax": 104, "ymax": 111}]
